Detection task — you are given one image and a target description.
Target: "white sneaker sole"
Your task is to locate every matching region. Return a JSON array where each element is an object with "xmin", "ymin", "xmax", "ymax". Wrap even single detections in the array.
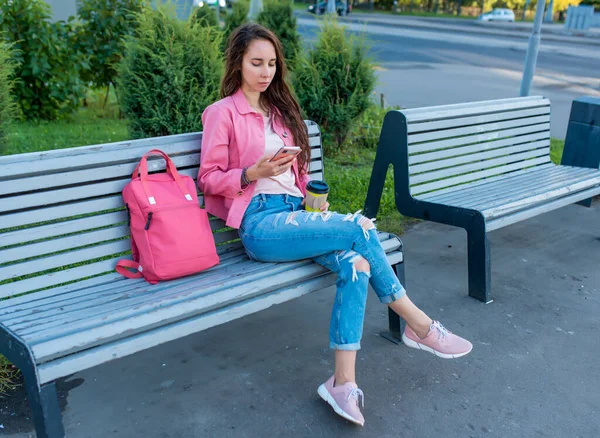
[
  {"xmin": 402, "ymin": 333, "xmax": 472, "ymax": 359},
  {"xmin": 317, "ymin": 384, "xmax": 364, "ymax": 426}
]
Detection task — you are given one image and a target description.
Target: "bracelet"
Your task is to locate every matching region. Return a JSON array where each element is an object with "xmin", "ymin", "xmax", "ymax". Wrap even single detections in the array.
[{"xmin": 241, "ymin": 167, "xmax": 250, "ymax": 186}]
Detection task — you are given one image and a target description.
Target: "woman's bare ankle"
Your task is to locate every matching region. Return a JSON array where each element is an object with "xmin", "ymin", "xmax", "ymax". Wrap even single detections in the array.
[{"xmin": 334, "ymin": 373, "xmax": 355, "ymax": 387}]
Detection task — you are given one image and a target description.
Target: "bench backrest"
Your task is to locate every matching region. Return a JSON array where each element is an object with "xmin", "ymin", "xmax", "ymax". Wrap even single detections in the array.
[
  {"xmin": 0, "ymin": 121, "xmax": 323, "ymax": 301},
  {"xmin": 401, "ymin": 96, "xmax": 552, "ymax": 197}
]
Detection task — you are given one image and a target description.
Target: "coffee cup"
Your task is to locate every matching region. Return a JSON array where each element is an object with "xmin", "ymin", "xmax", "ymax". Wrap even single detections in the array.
[{"xmin": 305, "ymin": 180, "xmax": 330, "ymax": 212}]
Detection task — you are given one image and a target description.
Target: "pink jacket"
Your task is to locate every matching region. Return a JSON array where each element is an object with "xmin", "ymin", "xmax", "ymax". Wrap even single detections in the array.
[{"xmin": 198, "ymin": 88, "xmax": 311, "ymax": 229}]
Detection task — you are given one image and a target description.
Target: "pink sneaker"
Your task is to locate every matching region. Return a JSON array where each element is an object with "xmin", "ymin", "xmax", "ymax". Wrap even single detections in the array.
[
  {"xmin": 317, "ymin": 375, "xmax": 365, "ymax": 426},
  {"xmin": 402, "ymin": 321, "xmax": 473, "ymax": 359}
]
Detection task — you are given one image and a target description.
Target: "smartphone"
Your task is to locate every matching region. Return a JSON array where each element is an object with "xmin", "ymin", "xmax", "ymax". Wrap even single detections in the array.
[{"xmin": 269, "ymin": 146, "xmax": 301, "ymax": 162}]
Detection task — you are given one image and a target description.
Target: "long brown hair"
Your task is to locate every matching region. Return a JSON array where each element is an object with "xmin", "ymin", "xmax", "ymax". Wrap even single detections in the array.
[{"xmin": 221, "ymin": 23, "xmax": 310, "ymax": 175}]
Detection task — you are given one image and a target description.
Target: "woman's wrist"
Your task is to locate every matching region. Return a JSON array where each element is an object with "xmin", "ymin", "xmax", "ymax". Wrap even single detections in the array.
[{"xmin": 245, "ymin": 166, "xmax": 258, "ymax": 182}]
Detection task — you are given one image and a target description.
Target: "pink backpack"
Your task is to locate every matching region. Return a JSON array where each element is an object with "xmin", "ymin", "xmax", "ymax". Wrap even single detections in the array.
[{"xmin": 116, "ymin": 149, "xmax": 219, "ymax": 283}]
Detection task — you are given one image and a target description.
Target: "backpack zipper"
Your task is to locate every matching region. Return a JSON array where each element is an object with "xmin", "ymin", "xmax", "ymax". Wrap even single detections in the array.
[
  {"xmin": 125, "ymin": 203, "xmax": 131, "ymax": 226},
  {"xmin": 144, "ymin": 212, "xmax": 153, "ymax": 230}
]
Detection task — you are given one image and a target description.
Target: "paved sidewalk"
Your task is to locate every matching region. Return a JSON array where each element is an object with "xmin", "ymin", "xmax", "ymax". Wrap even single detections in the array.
[
  {"xmin": 2, "ymin": 202, "xmax": 599, "ymax": 437},
  {"xmin": 298, "ymin": 11, "xmax": 600, "ymax": 46}
]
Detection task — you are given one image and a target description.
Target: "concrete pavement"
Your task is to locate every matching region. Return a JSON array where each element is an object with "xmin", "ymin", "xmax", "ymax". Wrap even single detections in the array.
[{"xmin": 2, "ymin": 200, "xmax": 598, "ymax": 437}]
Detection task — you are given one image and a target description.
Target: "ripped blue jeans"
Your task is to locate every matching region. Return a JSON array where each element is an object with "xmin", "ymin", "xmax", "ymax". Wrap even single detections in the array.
[{"xmin": 239, "ymin": 194, "xmax": 406, "ymax": 351}]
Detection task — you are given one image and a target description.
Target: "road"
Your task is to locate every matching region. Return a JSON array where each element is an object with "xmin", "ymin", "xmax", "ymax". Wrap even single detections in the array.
[{"xmin": 296, "ymin": 15, "xmax": 600, "ymax": 139}]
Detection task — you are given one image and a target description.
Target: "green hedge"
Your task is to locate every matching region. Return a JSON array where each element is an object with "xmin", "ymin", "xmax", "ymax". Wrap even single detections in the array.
[{"xmin": 117, "ymin": 4, "xmax": 224, "ymax": 138}]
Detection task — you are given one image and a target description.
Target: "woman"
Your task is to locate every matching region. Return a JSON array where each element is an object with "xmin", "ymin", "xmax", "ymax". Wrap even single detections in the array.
[{"xmin": 198, "ymin": 23, "xmax": 472, "ymax": 426}]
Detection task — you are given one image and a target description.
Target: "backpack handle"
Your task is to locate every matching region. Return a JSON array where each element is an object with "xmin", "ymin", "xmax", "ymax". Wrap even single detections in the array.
[
  {"xmin": 131, "ymin": 149, "xmax": 179, "ymax": 180},
  {"xmin": 133, "ymin": 149, "xmax": 194, "ymax": 205}
]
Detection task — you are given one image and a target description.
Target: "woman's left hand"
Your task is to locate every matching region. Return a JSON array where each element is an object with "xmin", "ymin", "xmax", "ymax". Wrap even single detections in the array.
[{"xmin": 320, "ymin": 202, "xmax": 330, "ymax": 212}]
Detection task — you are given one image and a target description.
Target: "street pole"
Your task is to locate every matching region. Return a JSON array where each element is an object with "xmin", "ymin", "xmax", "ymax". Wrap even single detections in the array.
[
  {"xmin": 327, "ymin": 0, "xmax": 337, "ymax": 14},
  {"xmin": 248, "ymin": 0, "xmax": 263, "ymax": 19},
  {"xmin": 544, "ymin": 0, "xmax": 554, "ymax": 23},
  {"xmin": 520, "ymin": 0, "xmax": 546, "ymax": 96}
]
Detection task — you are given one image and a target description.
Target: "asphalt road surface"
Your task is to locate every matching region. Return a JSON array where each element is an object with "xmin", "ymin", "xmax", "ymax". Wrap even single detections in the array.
[{"xmin": 297, "ymin": 16, "xmax": 600, "ymax": 139}]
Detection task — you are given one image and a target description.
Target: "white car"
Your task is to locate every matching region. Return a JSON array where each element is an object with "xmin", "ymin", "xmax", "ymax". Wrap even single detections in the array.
[
  {"xmin": 194, "ymin": 0, "xmax": 226, "ymax": 8},
  {"xmin": 478, "ymin": 8, "xmax": 515, "ymax": 22}
]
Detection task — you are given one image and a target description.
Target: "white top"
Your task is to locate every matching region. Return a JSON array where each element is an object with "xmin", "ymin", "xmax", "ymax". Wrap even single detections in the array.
[{"xmin": 253, "ymin": 114, "xmax": 303, "ymax": 198}]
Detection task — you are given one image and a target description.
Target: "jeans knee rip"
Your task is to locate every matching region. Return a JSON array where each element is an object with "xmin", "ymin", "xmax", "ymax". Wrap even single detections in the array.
[
  {"xmin": 342, "ymin": 210, "xmax": 377, "ymax": 240},
  {"xmin": 284, "ymin": 210, "xmax": 333, "ymax": 226},
  {"xmin": 336, "ymin": 250, "xmax": 371, "ymax": 282}
]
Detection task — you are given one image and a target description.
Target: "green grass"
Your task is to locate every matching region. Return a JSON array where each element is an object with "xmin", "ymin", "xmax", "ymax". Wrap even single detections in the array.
[
  {"xmin": 550, "ymin": 138, "xmax": 564, "ymax": 164},
  {"xmin": 0, "ymin": 354, "xmax": 19, "ymax": 395},
  {"xmin": 3, "ymin": 87, "xmax": 128, "ymax": 156}
]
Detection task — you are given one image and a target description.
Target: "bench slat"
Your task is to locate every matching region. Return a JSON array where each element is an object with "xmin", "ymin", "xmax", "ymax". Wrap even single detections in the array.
[
  {"xmin": 416, "ymin": 163, "xmax": 556, "ymax": 201},
  {"xmin": 40, "ymin": 250, "xmax": 402, "ymax": 384},
  {"xmin": 10, "ymin": 259, "xmax": 265, "ymax": 334},
  {"xmin": 0, "ymin": 167, "xmax": 197, "ymax": 214},
  {"xmin": 409, "ymin": 131, "xmax": 549, "ymax": 165},
  {"xmin": 411, "ymin": 157, "xmax": 551, "ymax": 196},
  {"xmin": 0, "ymin": 135, "xmax": 203, "ymax": 179},
  {"xmin": 454, "ymin": 168, "xmax": 599, "ymax": 210},
  {"xmin": 402, "ymin": 97, "xmax": 550, "ymax": 123},
  {"xmin": 0, "ymin": 195, "xmax": 124, "ymax": 230},
  {"xmin": 407, "ymin": 105, "xmax": 551, "ymax": 134},
  {"xmin": 35, "ymin": 274, "xmax": 334, "ymax": 384},
  {"xmin": 400, "ymin": 96, "xmax": 545, "ymax": 118},
  {"xmin": 421, "ymin": 165, "xmax": 578, "ymax": 205},
  {"xmin": 27, "ymin": 235, "xmax": 401, "ymax": 364},
  {"xmin": 0, "ymin": 154, "xmax": 200, "ymax": 196},
  {"xmin": 12, "ymin": 235, "xmax": 399, "ymax": 342},
  {"xmin": 0, "ymin": 225, "xmax": 130, "ymax": 265},
  {"xmin": 408, "ymin": 114, "xmax": 550, "ymax": 145},
  {"xmin": 307, "ymin": 122, "xmax": 320, "ymax": 136},
  {"xmin": 0, "ymin": 246, "xmax": 246, "ymax": 315},
  {"xmin": 1, "ymin": 211, "xmax": 126, "ymax": 247},
  {"xmin": 410, "ymin": 141, "xmax": 550, "ymax": 176},
  {"xmin": 1, "ymin": 211, "xmax": 225, "ymax": 253},
  {"xmin": 410, "ymin": 148, "xmax": 551, "ymax": 185},
  {"xmin": 0, "ymin": 240, "xmax": 131, "ymax": 281},
  {"xmin": 28, "ymin": 261, "xmax": 321, "ymax": 361},
  {"xmin": 482, "ymin": 175, "xmax": 600, "ymax": 220},
  {"xmin": 1, "ymin": 250, "xmax": 252, "ymax": 324},
  {"xmin": 0, "ymin": 256, "xmax": 121, "ymax": 300},
  {"xmin": 408, "ymin": 123, "xmax": 550, "ymax": 155},
  {"xmin": 486, "ymin": 186, "xmax": 600, "ymax": 232}
]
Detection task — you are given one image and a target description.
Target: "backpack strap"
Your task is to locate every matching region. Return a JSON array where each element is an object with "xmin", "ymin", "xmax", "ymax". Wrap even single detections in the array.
[{"xmin": 116, "ymin": 260, "xmax": 143, "ymax": 279}]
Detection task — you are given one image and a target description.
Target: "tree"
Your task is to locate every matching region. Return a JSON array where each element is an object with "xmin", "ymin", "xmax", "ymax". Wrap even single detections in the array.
[
  {"xmin": 0, "ymin": 0, "xmax": 87, "ymax": 120},
  {"xmin": 257, "ymin": 0, "xmax": 301, "ymax": 69},
  {"xmin": 77, "ymin": 0, "xmax": 146, "ymax": 106},
  {"xmin": 117, "ymin": 4, "xmax": 224, "ymax": 138},
  {"xmin": 293, "ymin": 18, "xmax": 376, "ymax": 153},
  {"xmin": 0, "ymin": 41, "xmax": 17, "ymax": 153}
]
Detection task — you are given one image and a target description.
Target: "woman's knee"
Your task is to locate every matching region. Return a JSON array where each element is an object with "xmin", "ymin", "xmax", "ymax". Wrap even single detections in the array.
[{"xmin": 353, "ymin": 257, "xmax": 370, "ymax": 273}]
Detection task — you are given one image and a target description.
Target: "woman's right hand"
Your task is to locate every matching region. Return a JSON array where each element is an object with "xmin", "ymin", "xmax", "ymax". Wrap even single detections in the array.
[{"xmin": 246, "ymin": 155, "xmax": 296, "ymax": 182}]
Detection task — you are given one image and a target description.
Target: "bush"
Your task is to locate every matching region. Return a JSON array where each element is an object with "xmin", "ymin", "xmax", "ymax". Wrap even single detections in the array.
[
  {"xmin": 222, "ymin": 0, "xmax": 249, "ymax": 50},
  {"xmin": 256, "ymin": 0, "xmax": 300, "ymax": 68},
  {"xmin": 0, "ymin": 41, "xmax": 17, "ymax": 153},
  {"xmin": 117, "ymin": 5, "xmax": 224, "ymax": 138},
  {"xmin": 346, "ymin": 102, "xmax": 401, "ymax": 149},
  {"xmin": 191, "ymin": 4, "xmax": 220, "ymax": 28},
  {"xmin": 77, "ymin": 0, "xmax": 145, "ymax": 97},
  {"xmin": 0, "ymin": 0, "xmax": 87, "ymax": 120},
  {"xmin": 293, "ymin": 18, "xmax": 376, "ymax": 154}
]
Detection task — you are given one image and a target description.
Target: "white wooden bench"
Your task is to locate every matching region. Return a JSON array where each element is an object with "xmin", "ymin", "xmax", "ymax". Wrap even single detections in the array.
[
  {"xmin": 364, "ymin": 96, "xmax": 600, "ymax": 303},
  {"xmin": 0, "ymin": 121, "xmax": 404, "ymax": 438}
]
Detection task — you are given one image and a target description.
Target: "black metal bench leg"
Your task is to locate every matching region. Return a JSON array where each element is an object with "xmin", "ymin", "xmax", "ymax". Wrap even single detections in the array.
[
  {"xmin": 1, "ymin": 325, "xmax": 65, "ymax": 438},
  {"xmin": 380, "ymin": 262, "xmax": 406, "ymax": 344},
  {"xmin": 24, "ymin": 377, "xmax": 65, "ymax": 438},
  {"xmin": 467, "ymin": 227, "xmax": 493, "ymax": 303}
]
